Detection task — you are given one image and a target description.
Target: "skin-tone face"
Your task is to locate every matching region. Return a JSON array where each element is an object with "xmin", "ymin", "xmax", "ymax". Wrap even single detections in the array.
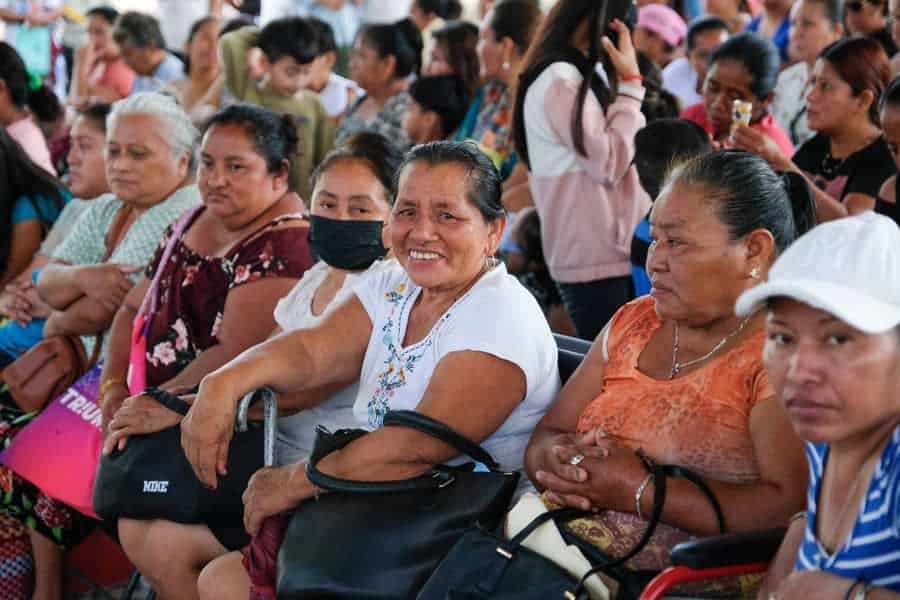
[
  {"xmin": 310, "ymin": 158, "xmax": 392, "ymax": 222},
  {"xmin": 391, "ymin": 161, "xmax": 505, "ymax": 294},
  {"xmin": 764, "ymin": 298, "xmax": 900, "ymax": 445},
  {"xmin": 105, "ymin": 113, "xmax": 189, "ymax": 208},
  {"xmin": 845, "ymin": 0, "xmax": 886, "ymax": 36},
  {"xmin": 880, "ymin": 103, "xmax": 900, "ymax": 167},
  {"xmin": 425, "ymin": 42, "xmax": 453, "ymax": 76},
  {"xmin": 67, "ymin": 115, "xmax": 108, "ymax": 199},
  {"xmin": 349, "ymin": 35, "xmax": 393, "ymax": 93},
  {"xmin": 402, "ymin": 99, "xmax": 441, "ymax": 143},
  {"xmin": 703, "ymin": 58, "xmax": 771, "ymax": 137},
  {"xmin": 806, "ymin": 59, "xmax": 873, "ymax": 135},
  {"xmin": 788, "ymin": 0, "xmax": 842, "ymax": 65},
  {"xmin": 646, "ymin": 180, "xmax": 771, "ymax": 325},
  {"xmin": 262, "ymin": 54, "xmax": 313, "ymax": 97},
  {"xmin": 87, "ymin": 15, "xmax": 117, "ymax": 58},
  {"xmin": 186, "ymin": 20, "xmax": 220, "ymax": 74},
  {"xmin": 763, "ymin": 0, "xmax": 794, "ymax": 13},
  {"xmin": 477, "ymin": 18, "xmax": 510, "ymax": 81},
  {"xmin": 633, "ymin": 27, "xmax": 669, "ymax": 66},
  {"xmin": 307, "ymin": 52, "xmax": 335, "ymax": 92},
  {"xmin": 706, "ymin": 0, "xmax": 740, "ymax": 22},
  {"xmin": 688, "ymin": 27, "xmax": 729, "ymax": 88},
  {"xmin": 118, "ymin": 42, "xmax": 159, "ymax": 76},
  {"xmin": 198, "ymin": 123, "xmax": 289, "ymax": 230}
]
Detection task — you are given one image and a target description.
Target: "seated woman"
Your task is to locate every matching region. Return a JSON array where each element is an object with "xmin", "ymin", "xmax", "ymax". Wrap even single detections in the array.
[
  {"xmin": 69, "ymin": 7, "xmax": 136, "ymax": 107},
  {"xmin": 748, "ymin": 213, "xmax": 900, "ymax": 599},
  {"xmin": 458, "ymin": 0, "xmax": 542, "ymax": 180},
  {"xmin": 0, "ymin": 103, "xmax": 111, "ymax": 367},
  {"xmin": 425, "ymin": 20, "xmax": 481, "ymax": 103},
  {"xmin": 846, "ymin": 0, "xmax": 897, "ymax": 58},
  {"xmin": 734, "ymin": 37, "xmax": 895, "ymax": 221},
  {"xmin": 403, "ymin": 74, "xmax": 470, "ymax": 144},
  {"xmin": 524, "ymin": 150, "xmax": 815, "ymax": 595},
  {"xmin": 112, "ymin": 130, "xmax": 403, "ymax": 599},
  {"xmin": 165, "ymin": 17, "xmax": 223, "ymax": 127},
  {"xmin": 174, "ymin": 141, "xmax": 561, "ymax": 600},
  {"xmin": 336, "ymin": 19, "xmax": 423, "ymax": 148},
  {"xmin": 0, "ymin": 131, "xmax": 69, "ymax": 291},
  {"xmin": 681, "ymin": 32, "xmax": 793, "ymax": 156},
  {"xmin": 0, "ymin": 92, "xmax": 200, "ymax": 600}
]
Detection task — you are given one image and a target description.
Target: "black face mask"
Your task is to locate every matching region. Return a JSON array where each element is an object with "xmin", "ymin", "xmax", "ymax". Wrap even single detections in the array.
[{"xmin": 307, "ymin": 215, "xmax": 387, "ymax": 270}]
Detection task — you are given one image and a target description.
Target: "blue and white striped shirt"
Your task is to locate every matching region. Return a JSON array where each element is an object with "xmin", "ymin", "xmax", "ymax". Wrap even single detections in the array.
[{"xmin": 794, "ymin": 427, "xmax": 900, "ymax": 590}]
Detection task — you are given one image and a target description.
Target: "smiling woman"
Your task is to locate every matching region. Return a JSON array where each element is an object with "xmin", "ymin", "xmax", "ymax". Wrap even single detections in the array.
[{"xmin": 178, "ymin": 141, "xmax": 561, "ymax": 600}]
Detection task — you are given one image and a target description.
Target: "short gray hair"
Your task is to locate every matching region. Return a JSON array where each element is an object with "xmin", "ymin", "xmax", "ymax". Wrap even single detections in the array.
[{"xmin": 107, "ymin": 92, "xmax": 198, "ymax": 171}]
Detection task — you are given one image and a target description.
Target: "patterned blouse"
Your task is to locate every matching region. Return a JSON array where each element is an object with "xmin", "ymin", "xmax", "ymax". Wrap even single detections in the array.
[
  {"xmin": 334, "ymin": 91, "xmax": 412, "ymax": 148},
  {"xmin": 142, "ymin": 207, "xmax": 312, "ymax": 387},
  {"xmin": 456, "ymin": 81, "xmax": 517, "ymax": 179}
]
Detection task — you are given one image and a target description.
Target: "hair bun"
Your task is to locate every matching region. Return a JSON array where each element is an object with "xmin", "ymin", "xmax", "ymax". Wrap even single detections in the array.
[{"xmin": 779, "ymin": 170, "xmax": 817, "ymax": 239}]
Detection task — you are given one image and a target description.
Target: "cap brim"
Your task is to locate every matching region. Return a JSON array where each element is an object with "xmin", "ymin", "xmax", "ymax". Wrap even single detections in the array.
[{"xmin": 735, "ymin": 278, "xmax": 900, "ymax": 334}]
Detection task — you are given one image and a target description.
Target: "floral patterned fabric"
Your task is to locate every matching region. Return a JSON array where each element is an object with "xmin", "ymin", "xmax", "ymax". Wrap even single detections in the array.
[
  {"xmin": 142, "ymin": 208, "xmax": 313, "ymax": 387},
  {"xmin": 334, "ymin": 92, "xmax": 412, "ymax": 149},
  {"xmin": 456, "ymin": 81, "xmax": 517, "ymax": 179}
]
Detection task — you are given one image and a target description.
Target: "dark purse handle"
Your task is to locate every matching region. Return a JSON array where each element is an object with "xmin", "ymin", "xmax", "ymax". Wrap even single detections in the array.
[{"xmin": 306, "ymin": 410, "xmax": 505, "ymax": 495}]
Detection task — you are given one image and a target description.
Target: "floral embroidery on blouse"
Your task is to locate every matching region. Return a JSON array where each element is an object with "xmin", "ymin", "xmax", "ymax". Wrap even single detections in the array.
[{"xmin": 367, "ymin": 282, "xmax": 452, "ymax": 427}]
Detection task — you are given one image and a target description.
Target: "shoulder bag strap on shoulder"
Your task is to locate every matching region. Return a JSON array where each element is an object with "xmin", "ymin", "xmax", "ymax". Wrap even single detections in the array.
[{"xmin": 382, "ymin": 410, "xmax": 501, "ymax": 470}]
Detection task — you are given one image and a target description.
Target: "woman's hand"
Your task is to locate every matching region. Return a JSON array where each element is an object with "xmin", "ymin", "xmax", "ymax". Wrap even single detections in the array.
[
  {"xmin": 535, "ymin": 433, "xmax": 646, "ymax": 512},
  {"xmin": 530, "ymin": 430, "xmax": 610, "ymax": 510},
  {"xmin": 601, "ymin": 20, "xmax": 641, "ymax": 82},
  {"xmin": 79, "ymin": 264, "xmax": 141, "ymax": 312},
  {"xmin": 769, "ymin": 571, "xmax": 858, "ymax": 599},
  {"xmin": 6, "ymin": 282, "xmax": 51, "ymax": 325},
  {"xmin": 181, "ymin": 374, "xmax": 240, "ymax": 489},
  {"xmin": 101, "ymin": 383, "xmax": 130, "ymax": 434},
  {"xmin": 103, "ymin": 393, "xmax": 183, "ymax": 454},
  {"xmin": 242, "ymin": 464, "xmax": 305, "ymax": 537},
  {"xmin": 730, "ymin": 124, "xmax": 794, "ymax": 172}
]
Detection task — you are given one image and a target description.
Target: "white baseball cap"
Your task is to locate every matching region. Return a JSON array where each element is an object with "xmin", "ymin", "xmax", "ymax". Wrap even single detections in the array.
[{"xmin": 735, "ymin": 212, "xmax": 900, "ymax": 333}]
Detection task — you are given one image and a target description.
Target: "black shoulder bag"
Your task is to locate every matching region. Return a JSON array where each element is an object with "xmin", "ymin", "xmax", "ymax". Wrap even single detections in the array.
[
  {"xmin": 275, "ymin": 410, "xmax": 520, "ymax": 600},
  {"xmin": 93, "ymin": 386, "xmax": 277, "ymax": 529}
]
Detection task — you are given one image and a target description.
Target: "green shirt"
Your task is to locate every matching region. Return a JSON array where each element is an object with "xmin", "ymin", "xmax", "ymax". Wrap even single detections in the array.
[{"xmin": 220, "ymin": 26, "xmax": 336, "ymax": 202}]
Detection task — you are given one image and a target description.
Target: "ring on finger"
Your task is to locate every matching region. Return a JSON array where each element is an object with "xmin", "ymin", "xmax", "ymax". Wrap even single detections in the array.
[{"xmin": 569, "ymin": 454, "xmax": 585, "ymax": 466}]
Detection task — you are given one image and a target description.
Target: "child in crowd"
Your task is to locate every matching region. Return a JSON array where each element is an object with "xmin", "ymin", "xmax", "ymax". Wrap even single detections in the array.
[
  {"xmin": 402, "ymin": 74, "xmax": 470, "ymax": 143},
  {"xmin": 304, "ymin": 17, "xmax": 362, "ymax": 121},
  {"xmin": 219, "ymin": 17, "xmax": 335, "ymax": 200},
  {"xmin": 631, "ymin": 119, "xmax": 712, "ymax": 296},
  {"xmin": 633, "ymin": 3, "xmax": 688, "ymax": 67}
]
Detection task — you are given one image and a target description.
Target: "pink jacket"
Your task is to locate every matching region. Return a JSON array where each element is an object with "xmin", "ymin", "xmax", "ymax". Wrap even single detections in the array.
[{"xmin": 524, "ymin": 62, "xmax": 650, "ymax": 284}]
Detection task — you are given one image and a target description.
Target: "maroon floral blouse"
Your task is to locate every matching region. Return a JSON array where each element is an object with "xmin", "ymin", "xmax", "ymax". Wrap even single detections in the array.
[{"xmin": 143, "ymin": 208, "xmax": 312, "ymax": 387}]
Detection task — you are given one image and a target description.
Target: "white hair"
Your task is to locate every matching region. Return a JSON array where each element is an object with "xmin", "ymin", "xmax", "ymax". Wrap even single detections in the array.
[{"xmin": 107, "ymin": 92, "xmax": 199, "ymax": 170}]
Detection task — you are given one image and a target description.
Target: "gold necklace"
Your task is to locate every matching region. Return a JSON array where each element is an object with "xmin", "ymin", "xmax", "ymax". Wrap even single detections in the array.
[{"xmin": 669, "ymin": 315, "xmax": 752, "ymax": 379}]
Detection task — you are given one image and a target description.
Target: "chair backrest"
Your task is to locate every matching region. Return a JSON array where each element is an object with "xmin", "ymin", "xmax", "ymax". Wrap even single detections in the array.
[{"xmin": 554, "ymin": 334, "xmax": 591, "ymax": 385}]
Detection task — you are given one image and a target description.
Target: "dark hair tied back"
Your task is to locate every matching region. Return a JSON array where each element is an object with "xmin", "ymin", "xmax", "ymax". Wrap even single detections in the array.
[{"xmin": 206, "ymin": 104, "xmax": 299, "ymax": 173}]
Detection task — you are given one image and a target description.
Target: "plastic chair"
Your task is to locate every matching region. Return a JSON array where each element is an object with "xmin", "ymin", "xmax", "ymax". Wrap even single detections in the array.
[{"xmin": 639, "ymin": 528, "xmax": 785, "ymax": 599}]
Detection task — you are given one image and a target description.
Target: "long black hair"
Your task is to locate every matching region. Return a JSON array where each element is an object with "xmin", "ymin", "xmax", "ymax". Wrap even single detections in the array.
[
  {"xmin": 0, "ymin": 130, "xmax": 68, "ymax": 271},
  {"xmin": 0, "ymin": 42, "xmax": 63, "ymax": 125},
  {"xmin": 513, "ymin": 0, "xmax": 636, "ymax": 169}
]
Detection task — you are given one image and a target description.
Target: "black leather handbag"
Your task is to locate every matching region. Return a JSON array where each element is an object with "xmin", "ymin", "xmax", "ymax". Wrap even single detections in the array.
[
  {"xmin": 92, "ymin": 387, "xmax": 277, "ymax": 528},
  {"xmin": 276, "ymin": 410, "xmax": 520, "ymax": 600}
]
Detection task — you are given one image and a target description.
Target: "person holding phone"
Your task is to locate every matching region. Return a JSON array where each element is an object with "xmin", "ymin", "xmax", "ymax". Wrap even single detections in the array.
[{"xmin": 512, "ymin": 0, "xmax": 650, "ymax": 341}]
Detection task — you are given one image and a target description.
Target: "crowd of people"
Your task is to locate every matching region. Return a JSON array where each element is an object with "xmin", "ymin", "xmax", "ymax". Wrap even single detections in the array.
[{"xmin": 0, "ymin": 0, "xmax": 899, "ymax": 598}]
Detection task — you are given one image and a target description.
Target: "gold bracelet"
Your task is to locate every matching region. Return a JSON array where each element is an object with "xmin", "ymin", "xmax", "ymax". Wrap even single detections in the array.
[{"xmin": 99, "ymin": 378, "xmax": 126, "ymax": 399}]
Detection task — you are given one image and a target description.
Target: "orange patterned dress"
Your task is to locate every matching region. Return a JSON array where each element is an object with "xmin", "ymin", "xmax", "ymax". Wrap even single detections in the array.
[{"xmin": 566, "ymin": 295, "xmax": 772, "ymax": 578}]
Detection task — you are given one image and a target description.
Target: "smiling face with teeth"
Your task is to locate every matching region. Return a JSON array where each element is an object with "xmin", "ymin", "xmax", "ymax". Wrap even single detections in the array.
[{"xmin": 391, "ymin": 161, "xmax": 505, "ymax": 295}]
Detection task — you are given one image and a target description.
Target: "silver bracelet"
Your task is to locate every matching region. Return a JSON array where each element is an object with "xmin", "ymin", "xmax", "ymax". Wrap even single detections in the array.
[{"xmin": 634, "ymin": 472, "xmax": 654, "ymax": 520}]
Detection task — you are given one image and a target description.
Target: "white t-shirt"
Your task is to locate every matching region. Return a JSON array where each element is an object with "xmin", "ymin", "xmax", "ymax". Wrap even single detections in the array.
[
  {"xmin": 772, "ymin": 61, "xmax": 812, "ymax": 147},
  {"xmin": 661, "ymin": 57, "xmax": 701, "ymax": 111},
  {"xmin": 318, "ymin": 72, "xmax": 362, "ymax": 118},
  {"xmin": 273, "ymin": 258, "xmax": 396, "ymax": 466},
  {"xmin": 156, "ymin": 0, "xmax": 209, "ymax": 51},
  {"xmin": 353, "ymin": 262, "xmax": 560, "ymax": 489},
  {"xmin": 360, "ymin": 0, "xmax": 412, "ymax": 24}
]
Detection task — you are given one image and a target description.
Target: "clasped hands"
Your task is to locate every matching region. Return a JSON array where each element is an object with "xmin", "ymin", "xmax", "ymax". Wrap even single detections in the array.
[{"xmin": 534, "ymin": 429, "xmax": 647, "ymax": 513}]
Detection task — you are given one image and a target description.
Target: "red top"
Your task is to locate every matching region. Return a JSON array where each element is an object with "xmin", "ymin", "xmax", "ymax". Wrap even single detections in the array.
[{"xmin": 680, "ymin": 101, "xmax": 795, "ymax": 158}]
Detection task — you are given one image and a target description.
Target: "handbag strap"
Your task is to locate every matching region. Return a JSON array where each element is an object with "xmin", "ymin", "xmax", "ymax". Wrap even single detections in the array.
[
  {"xmin": 137, "ymin": 206, "xmax": 203, "ymax": 318},
  {"xmin": 144, "ymin": 387, "xmax": 192, "ymax": 416},
  {"xmin": 663, "ymin": 465, "xmax": 727, "ymax": 534},
  {"xmin": 236, "ymin": 387, "xmax": 277, "ymax": 468},
  {"xmin": 306, "ymin": 410, "xmax": 503, "ymax": 495}
]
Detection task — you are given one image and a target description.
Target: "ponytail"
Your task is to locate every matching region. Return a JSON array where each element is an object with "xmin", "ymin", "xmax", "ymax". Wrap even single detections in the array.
[
  {"xmin": 780, "ymin": 171, "xmax": 818, "ymax": 240},
  {"xmin": 26, "ymin": 83, "xmax": 63, "ymax": 124}
]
